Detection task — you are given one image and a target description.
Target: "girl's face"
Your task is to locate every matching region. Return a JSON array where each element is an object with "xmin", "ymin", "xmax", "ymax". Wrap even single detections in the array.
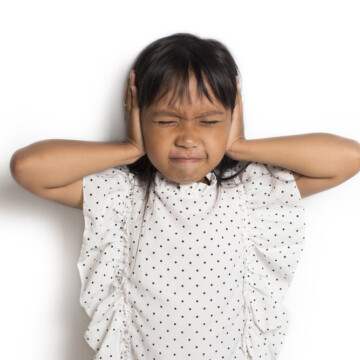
[{"xmin": 141, "ymin": 73, "xmax": 232, "ymax": 185}]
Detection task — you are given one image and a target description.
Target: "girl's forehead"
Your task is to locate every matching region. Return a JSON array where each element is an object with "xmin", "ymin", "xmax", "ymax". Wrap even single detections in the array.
[
  {"xmin": 151, "ymin": 87, "xmax": 223, "ymax": 112},
  {"xmin": 152, "ymin": 96, "xmax": 219, "ymax": 111},
  {"xmin": 153, "ymin": 72, "xmax": 220, "ymax": 108}
]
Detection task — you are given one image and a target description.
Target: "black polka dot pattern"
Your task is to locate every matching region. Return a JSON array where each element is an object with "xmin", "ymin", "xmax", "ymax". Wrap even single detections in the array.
[
  {"xmin": 237, "ymin": 162, "xmax": 306, "ymax": 359},
  {"xmin": 77, "ymin": 161, "xmax": 306, "ymax": 360},
  {"xmin": 78, "ymin": 166, "xmax": 134, "ymax": 358}
]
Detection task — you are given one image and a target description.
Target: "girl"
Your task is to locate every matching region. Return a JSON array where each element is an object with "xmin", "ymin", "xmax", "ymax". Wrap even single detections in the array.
[{"xmin": 10, "ymin": 33, "xmax": 360, "ymax": 360}]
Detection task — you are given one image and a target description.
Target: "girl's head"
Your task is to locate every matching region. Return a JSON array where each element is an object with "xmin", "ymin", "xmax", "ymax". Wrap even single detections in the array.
[{"xmin": 129, "ymin": 32, "xmax": 242, "ymax": 185}]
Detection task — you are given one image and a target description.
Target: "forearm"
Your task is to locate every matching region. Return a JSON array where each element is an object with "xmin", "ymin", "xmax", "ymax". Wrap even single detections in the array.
[
  {"xmin": 10, "ymin": 139, "xmax": 140, "ymax": 189},
  {"xmin": 228, "ymin": 132, "xmax": 360, "ymax": 178}
]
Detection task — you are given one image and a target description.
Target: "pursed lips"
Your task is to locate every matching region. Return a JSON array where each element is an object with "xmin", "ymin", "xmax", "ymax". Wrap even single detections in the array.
[
  {"xmin": 171, "ymin": 157, "xmax": 205, "ymax": 163},
  {"xmin": 171, "ymin": 155, "xmax": 205, "ymax": 159}
]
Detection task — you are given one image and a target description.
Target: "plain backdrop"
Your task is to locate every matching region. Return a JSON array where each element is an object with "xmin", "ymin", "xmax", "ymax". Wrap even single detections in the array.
[{"xmin": 1, "ymin": 1, "xmax": 359, "ymax": 359}]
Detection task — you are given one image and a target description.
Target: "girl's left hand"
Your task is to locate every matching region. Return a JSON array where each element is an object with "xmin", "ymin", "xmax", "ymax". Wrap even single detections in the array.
[{"xmin": 225, "ymin": 76, "xmax": 245, "ymax": 158}]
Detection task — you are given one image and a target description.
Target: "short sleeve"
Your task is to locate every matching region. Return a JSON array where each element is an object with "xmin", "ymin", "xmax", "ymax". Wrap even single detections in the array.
[
  {"xmin": 77, "ymin": 165, "xmax": 134, "ymax": 359},
  {"xmin": 238, "ymin": 161, "xmax": 306, "ymax": 359}
]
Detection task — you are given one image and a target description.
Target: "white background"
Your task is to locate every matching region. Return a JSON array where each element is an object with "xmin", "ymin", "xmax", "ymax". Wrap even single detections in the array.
[{"xmin": 1, "ymin": 1, "xmax": 359, "ymax": 359}]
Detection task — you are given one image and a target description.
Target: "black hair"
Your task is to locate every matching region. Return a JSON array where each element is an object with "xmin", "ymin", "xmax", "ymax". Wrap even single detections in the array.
[{"xmin": 124, "ymin": 32, "xmax": 297, "ymax": 272}]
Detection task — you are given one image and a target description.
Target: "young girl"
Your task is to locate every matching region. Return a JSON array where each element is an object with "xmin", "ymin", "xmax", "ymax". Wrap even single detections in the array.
[{"xmin": 10, "ymin": 33, "xmax": 360, "ymax": 360}]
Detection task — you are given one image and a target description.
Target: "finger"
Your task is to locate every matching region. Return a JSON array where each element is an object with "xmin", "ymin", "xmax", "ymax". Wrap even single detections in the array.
[
  {"xmin": 130, "ymin": 85, "xmax": 139, "ymax": 113},
  {"xmin": 124, "ymin": 70, "xmax": 133, "ymax": 103},
  {"xmin": 130, "ymin": 71, "xmax": 139, "ymax": 108},
  {"xmin": 130, "ymin": 69, "xmax": 135, "ymax": 88},
  {"xmin": 126, "ymin": 74, "xmax": 134, "ymax": 111},
  {"xmin": 127, "ymin": 81, "xmax": 132, "ymax": 105},
  {"xmin": 236, "ymin": 75, "xmax": 242, "ymax": 99},
  {"xmin": 237, "ymin": 86, "xmax": 242, "ymax": 102},
  {"xmin": 123, "ymin": 81, "xmax": 128, "ymax": 104}
]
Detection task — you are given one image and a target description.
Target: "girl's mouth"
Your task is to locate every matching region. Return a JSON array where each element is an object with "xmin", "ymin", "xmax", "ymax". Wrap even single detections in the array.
[{"xmin": 171, "ymin": 158, "xmax": 204, "ymax": 163}]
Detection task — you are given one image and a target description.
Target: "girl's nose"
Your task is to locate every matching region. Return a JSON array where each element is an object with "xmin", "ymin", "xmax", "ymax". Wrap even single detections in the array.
[{"xmin": 174, "ymin": 126, "xmax": 201, "ymax": 148}]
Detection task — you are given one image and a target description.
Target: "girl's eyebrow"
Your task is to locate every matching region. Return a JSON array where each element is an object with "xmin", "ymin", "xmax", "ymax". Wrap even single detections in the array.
[{"xmin": 151, "ymin": 110, "xmax": 225, "ymax": 119}]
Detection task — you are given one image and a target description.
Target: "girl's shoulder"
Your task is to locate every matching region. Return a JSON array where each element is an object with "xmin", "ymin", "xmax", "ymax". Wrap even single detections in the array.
[
  {"xmin": 82, "ymin": 165, "xmax": 136, "ymax": 216},
  {"xmin": 222, "ymin": 161, "xmax": 303, "ymax": 209},
  {"xmin": 84, "ymin": 164, "xmax": 133, "ymax": 179},
  {"xmin": 242, "ymin": 161, "xmax": 294, "ymax": 180},
  {"xmin": 238, "ymin": 161, "xmax": 304, "ymax": 208},
  {"xmin": 224, "ymin": 160, "xmax": 298, "ymax": 184},
  {"xmin": 83, "ymin": 165, "xmax": 135, "ymax": 190}
]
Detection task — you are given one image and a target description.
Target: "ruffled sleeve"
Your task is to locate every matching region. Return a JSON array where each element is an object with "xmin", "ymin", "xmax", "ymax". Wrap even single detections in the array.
[
  {"xmin": 238, "ymin": 161, "xmax": 306, "ymax": 359},
  {"xmin": 77, "ymin": 165, "xmax": 134, "ymax": 359}
]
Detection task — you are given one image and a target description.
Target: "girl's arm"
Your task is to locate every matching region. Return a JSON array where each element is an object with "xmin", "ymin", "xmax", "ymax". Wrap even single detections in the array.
[
  {"xmin": 9, "ymin": 139, "xmax": 141, "ymax": 209},
  {"xmin": 228, "ymin": 133, "xmax": 360, "ymax": 198},
  {"xmin": 226, "ymin": 83, "xmax": 360, "ymax": 198},
  {"xmin": 10, "ymin": 69, "xmax": 144, "ymax": 209}
]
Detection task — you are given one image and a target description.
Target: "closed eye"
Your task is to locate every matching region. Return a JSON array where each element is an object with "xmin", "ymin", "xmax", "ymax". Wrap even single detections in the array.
[{"xmin": 157, "ymin": 121, "xmax": 219, "ymax": 126}]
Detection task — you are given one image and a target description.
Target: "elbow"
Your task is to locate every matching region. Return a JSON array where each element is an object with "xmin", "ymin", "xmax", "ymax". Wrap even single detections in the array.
[
  {"xmin": 356, "ymin": 140, "xmax": 360, "ymax": 173},
  {"xmin": 10, "ymin": 151, "xmax": 21, "ymax": 178},
  {"xmin": 333, "ymin": 139, "xmax": 360, "ymax": 181},
  {"xmin": 345, "ymin": 140, "xmax": 360, "ymax": 179},
  {"xmin": 9, "ymin": 149, "xmax": 28, "ymax": 183}
]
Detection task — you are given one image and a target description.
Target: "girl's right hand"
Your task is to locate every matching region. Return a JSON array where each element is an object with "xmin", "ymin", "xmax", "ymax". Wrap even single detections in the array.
[{"xmin": 123, "ymin": 69, "xmax": 146, "ymax": 159}]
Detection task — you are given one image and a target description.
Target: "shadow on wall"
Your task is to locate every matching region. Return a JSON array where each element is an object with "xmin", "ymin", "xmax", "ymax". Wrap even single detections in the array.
[{"xmin": 3, "ymin": 180, "xmax": 94, "ymax": 360}]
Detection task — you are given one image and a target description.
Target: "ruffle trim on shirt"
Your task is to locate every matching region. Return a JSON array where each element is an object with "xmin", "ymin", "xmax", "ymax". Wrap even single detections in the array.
[
  {"xmin": 77, "ymin": 166, "xmax": 134, "ymax": 359},
  {"xmin": 154, "ymin": 169, "xmax": 218, "ymax": 197},
  {"xmin": 233, "ymin": 161, "xmax": 306, "ymax": 359}
]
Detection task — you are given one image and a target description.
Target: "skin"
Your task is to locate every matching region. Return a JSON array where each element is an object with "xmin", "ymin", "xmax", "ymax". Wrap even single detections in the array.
[{"xmin": 140, "ymin": 72, "xmax": 233, "ymax": 185}]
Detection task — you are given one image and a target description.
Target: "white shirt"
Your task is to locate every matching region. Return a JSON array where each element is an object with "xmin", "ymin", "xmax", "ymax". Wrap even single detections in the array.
[{"xmin": 78, "ymin": 161, "xmax": 306, "ymax": 360}]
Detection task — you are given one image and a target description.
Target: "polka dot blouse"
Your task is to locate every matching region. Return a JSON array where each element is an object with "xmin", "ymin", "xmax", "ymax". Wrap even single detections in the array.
[{"xmin": 77, "ymin": 161, "xmax": 306, "ymax": 360}]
